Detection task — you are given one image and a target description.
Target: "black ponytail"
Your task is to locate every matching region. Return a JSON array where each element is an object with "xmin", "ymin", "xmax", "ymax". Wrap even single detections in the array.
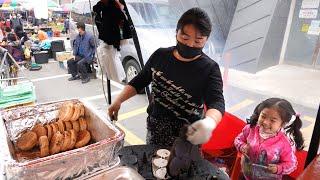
[
  {"xmin": 247, "ymin": 102, "xmax": 261, "ymax": 128},
  {"xmin": 284, "ymin": 115, "xmax": 305, "ymax": 150}
]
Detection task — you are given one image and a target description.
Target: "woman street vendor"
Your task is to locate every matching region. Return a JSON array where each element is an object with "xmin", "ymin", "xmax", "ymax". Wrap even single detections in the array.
[{"xmin": 108, "ymin": 8, "xmax": 225, "ymax": 147}]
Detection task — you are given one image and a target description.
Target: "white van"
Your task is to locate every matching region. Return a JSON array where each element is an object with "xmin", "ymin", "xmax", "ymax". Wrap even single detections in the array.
[{"xmin": 70, "ymin": 0, "xmax": 177, "ymax": 82}]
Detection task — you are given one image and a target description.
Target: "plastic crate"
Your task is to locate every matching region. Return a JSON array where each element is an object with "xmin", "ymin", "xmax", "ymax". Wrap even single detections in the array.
[
  {"xmin": 34, "ymin": 51, "xmax": 49, "ymax": 64},
  {"xmin": 51, "ymin": 40, "xmax": 65, "ymax": 52}
]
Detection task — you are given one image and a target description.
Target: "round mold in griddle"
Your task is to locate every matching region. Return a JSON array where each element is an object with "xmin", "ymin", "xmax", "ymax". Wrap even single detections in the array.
[
  {"xmin": 121, "ymin": 154, "xmax": 138, "ymax": 166},
  {"xmin": 153, "ymin": 158, "xmax": 168, "ymax": 168},
  {"xmin": 154, "ymin": 167, "xmax": 167, "ymax": 179},
  {"xmin": 156, "ymin": 149, "xmax": 170, "ymax": 159}
]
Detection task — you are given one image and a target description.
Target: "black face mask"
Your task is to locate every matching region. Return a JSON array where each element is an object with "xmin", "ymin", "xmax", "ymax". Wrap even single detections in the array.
[{"xmin": 176, "ymin": 41, "xmax": 203, "ymax": 59}]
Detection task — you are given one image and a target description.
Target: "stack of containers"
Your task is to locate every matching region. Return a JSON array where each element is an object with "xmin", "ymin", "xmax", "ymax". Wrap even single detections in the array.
[{"xmin": 51, "ymin": 40, "xmax": 66, "ymax": 60}]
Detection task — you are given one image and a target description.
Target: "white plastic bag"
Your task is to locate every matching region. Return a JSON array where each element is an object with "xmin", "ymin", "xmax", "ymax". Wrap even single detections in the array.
[{"xmin": 97, "ymin": 42, "xmax": 126, "ymax": 83}]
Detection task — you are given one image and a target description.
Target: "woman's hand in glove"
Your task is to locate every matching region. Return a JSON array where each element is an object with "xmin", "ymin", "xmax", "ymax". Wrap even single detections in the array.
[{"xmin": 186, "ymin": 116, "xmax": 217, "ymax": 145}]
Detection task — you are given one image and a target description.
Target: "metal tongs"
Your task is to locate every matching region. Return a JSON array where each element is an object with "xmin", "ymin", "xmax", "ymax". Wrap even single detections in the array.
[{"xmin": 110, "ymin": 114, "xmax": 117, "ymax": 126}]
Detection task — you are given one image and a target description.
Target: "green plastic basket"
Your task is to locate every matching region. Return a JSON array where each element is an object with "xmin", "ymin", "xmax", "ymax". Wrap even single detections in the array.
[{"xmin": 0, "ymin": 78, "xmax": 36, "ymax": 109}]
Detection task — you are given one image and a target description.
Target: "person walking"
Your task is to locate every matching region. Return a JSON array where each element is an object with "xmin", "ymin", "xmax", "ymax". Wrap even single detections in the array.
[{"xmin": 10, "ymin": 13, "xmax": 23, "ymax": 33}]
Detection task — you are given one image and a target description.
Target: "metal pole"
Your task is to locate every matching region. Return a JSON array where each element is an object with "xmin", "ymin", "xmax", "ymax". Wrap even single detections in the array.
[
  {"xmin": 120, "ymin": 0, "xmax": 151, "ymax": 102},
  {"xmin": 107, "ymin": 79, "xmax": 111, "ymax": 104},
  {"xmin": 305, "ymin": 104, "xmax": 320, "ymax": 168}
]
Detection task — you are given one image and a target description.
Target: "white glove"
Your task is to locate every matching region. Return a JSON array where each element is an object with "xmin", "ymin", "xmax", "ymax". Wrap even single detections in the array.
[{"xmin": 186, "ymin": 116, "xmax": 217, "ymax": 145}]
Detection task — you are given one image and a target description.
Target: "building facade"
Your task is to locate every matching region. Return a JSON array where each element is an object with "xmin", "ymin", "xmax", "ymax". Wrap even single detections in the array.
[{"xmin": 223, "ymin": 0, "xmax": 320, "ymax": 73}]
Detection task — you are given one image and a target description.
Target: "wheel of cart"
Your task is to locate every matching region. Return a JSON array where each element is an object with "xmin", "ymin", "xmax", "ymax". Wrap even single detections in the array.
[{"xmin": 0, "ymin": 77, "xmax": 36, "ymax": 109}]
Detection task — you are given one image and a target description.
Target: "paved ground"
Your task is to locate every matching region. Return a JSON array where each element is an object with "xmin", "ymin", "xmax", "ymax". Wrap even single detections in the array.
[
  {"xmin": 223, "ymin": 64, "xmax": 320, "ymax": 109},
  {"xmin": 15, "ymin": 59, "xmax": 319, "ymax": 151}
]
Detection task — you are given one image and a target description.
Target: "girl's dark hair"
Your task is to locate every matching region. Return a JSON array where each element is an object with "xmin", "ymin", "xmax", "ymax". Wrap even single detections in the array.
[
  {"xmin": 176, "ymin": 7, "xmax": 212, "ymax": 37},
  {"xmin": 247, "ymin": 98, "xmax": 304, "ymax": 150}
]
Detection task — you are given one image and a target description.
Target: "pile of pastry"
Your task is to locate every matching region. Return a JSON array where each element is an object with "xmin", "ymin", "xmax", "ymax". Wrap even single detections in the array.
[{"xmin": 16, "ymin": 101, "xmax": 91, "ymax": 158}]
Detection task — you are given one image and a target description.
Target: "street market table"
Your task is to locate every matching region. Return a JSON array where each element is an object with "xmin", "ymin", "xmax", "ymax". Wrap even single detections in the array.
[
  {"xmin": 23, "ymin": 27, "xmax": 34, "ymax": 34},
  {"xmin": 119, "ymin": 145, "xmax": 229, "ymax": 180},
  {"xmin": 40, "ymin": 27, "xmax": 52, "ymax": 32}
]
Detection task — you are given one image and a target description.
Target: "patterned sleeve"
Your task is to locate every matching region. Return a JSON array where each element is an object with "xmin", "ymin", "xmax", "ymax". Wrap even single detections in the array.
[
  {"xmin": 276, "ymin": 137, "xmax": 297, "ymax": 175},
  {"xmin": 234, "ymin": 124, "xmax": 251, "ymax": 152}
]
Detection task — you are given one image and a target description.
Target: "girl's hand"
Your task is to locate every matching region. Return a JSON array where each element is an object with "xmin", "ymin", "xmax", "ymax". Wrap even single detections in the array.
[
  {"xmin": 241, "ymin": 144, "xmax": 250, "ymax": 154},
  {"xmin": 267, "ymin": 164, "xmax": 278, "ymax": 174}
]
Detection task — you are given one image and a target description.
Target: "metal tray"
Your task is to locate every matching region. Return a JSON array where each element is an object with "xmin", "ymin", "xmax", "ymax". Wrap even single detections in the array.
[
  {"xmin": 0, "ymin": 99, "xmax": 125, "ymax": 179},
  {"xmin": 86, "ymin": 166, "xmax": 144, "ymax": 180}
]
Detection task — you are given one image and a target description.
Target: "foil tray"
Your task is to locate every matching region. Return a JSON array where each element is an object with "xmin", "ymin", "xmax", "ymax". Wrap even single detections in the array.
[
  {"xmin": 85, "ymin": 166, "xmax": 144, "ymax": 180},
  {"xmin": 0, "ymin": 99, "xmax": 125, "ymax": 180}
]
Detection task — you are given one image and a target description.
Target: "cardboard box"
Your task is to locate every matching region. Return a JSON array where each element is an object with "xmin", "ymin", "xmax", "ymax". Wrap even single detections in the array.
[{"xmin": 55, "ymin": 51, "xmax": 74, "ymax": 61}]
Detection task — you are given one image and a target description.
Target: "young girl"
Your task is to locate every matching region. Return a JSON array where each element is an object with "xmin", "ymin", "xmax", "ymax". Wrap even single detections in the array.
[{"xmin": 234, "ymin": 98, "xmax": 304, "ymax": 179}]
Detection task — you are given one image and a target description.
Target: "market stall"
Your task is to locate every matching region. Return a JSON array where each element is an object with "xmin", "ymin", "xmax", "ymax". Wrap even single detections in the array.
[
  {"xmin": 0, "ymin": 99, "xmax": 230, "ymax": 179},
  {"xmin": 0, "ymin": 0, "xmax": 319, "ymax": 179}
]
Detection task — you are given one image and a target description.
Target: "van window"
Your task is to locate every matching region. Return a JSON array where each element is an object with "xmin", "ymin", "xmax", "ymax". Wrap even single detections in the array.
[
  {"xmin": 127, "ymin": 4, "xmax": 148, "ymax": 26},
  {"xmin": 128, "ymin": 2, "xmax": 178, "ymax": 28}
]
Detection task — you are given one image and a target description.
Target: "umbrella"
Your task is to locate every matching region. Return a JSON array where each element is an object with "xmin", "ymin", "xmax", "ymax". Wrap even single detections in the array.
[
  {"xmin": 20, "ymin": 1, "xmax": 32, "ymax": 10},
  {"xmin": 0, "ymin": 6, "xmax": 14, "ymax": 10},
  {"xmin": 1, "ymin": 0, "xmax": 18, "ymax": 7},
  {"xmin": 50, "ymin": 7, "xmax": 63, "ymax": 12},
  {"xmin": 47, "ymin": 0, "xmax": 59, "ymax": 8},
  {"xmin": 61, "ymin": 3, "xmax": 72, "ymax": 12}
]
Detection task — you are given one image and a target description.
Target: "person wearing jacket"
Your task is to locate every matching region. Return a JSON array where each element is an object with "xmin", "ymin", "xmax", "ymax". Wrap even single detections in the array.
[
  {"xmin": 108, "ymin": 8, "xmax": 225, "ymax": 146},
  {"xmin": 67, "ymin": 22, "xmax": 95, "ymax": 84},
  {"xmin": 234, "ymin": 98, "xmax": 304, "ymax": 179},
  {"xmin": 10, "ymin": 13, "xmax": 23, "ymax": 33},
  {"xmin": 93, "ymin": 0, "xmax": 132, "ymax": 51},
  {"xmin": 64, "ymin": 17, "xmax": 70, "ymax": 34}
]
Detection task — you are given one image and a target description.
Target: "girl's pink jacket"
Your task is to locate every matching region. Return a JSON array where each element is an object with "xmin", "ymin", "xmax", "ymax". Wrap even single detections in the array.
[{"xmin": 234, "ymin": 125, "xmax": 297, "ymax": 179}]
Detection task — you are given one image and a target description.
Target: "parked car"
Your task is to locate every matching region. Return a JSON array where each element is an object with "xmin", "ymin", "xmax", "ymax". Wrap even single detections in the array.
[{"xmin": 70, "ymin": 0, "xmax": 176, "ymax": 82}]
